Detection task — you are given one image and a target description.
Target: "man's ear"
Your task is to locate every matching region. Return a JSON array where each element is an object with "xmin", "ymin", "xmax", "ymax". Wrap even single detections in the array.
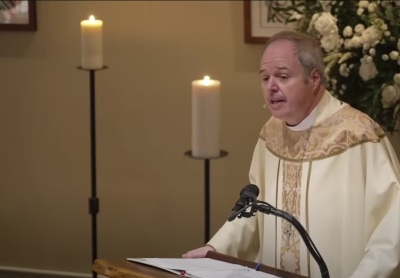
[{"xmin": 310, "ymin": 68, "xmax": 321, "ymax": 88}]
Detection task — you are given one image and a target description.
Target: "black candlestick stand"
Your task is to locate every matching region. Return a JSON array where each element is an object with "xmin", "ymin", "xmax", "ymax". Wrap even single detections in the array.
[
  {"xmin": 78, "ymin": 65, "xmax": 108, "ymax": 278},
  {"xmin": 184, "ymin": 150, "xmax": 228, "ymax": 244}
]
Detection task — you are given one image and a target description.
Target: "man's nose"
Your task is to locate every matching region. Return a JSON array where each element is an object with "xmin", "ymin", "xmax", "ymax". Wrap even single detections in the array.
[{"xmin": 267, "ymin": 77, "xmax": 277, "ymax": 92}]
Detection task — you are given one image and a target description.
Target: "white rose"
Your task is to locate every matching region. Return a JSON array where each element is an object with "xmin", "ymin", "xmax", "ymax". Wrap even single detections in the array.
[
  {"xmin": 357, "ymin": 8, "xmax": 365, "ymax": 16},
  {"xmin": 394, "ymin": 73, "xmax": 400, "ymax": 85},
  {"xmin": 320, "ymin": 34, "xmax": 342, "ymax": 52},
  {"xmin": 359, "ymin": 61, "xmax": 378, "ymax": 81},
  {"xmin": 348, "ymin": 36, "xmax": 363, "ymax": 48},
  {"xmin": 382, "ymin": 54, "xmax": 389, "ymax": 61},
  {"xmin": 363, "ymin": 43, "xmax": 371, "ymax": 50},
  {"xmin": 355, "ymin": 24, "xmax": 365, "ymax": 35},
  {"xmin": 343, "ymin": 26, "xmax": 353, "ymax": 37},
  {"xmin": 308, "ymin": 13, "xmax": 320, "ymax": 33},
  {"xmin": 369, "ymin": 48, "xmax": 376, "ymax": 56},
  {"xmin": 358, "ymin": 0, "xmax": 369, "ymax": 8},
  {"xmin": 389, "ymin": 51, "xmax": 399, "ymax": 60},
  {"xmin": 361, "ymin": 26, "xmax": 382, "ymax": 46},
  {"xmin": 381, "ymin": 85, "xmax": 400, "ymax": 108},
  {"xmin": 344, "ymin": 39, "xmax": 351, "ymax": 49},
  {"xmin": 368, "ymin": 2, "xmax": 378, "ymax": 12},
  {"xmin": 313, "ymin": 12, "xmax": 339, "ymax": 36}
]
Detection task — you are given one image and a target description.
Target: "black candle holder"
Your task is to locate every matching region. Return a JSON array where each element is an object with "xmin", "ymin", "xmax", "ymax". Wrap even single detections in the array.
[
  {"xmin": 78, "ymin": 65, "xmax": 108, "ymax": 278},
  {"xmin": 184, "ymin": 150, "xmax": 228, "ymax": 244}
]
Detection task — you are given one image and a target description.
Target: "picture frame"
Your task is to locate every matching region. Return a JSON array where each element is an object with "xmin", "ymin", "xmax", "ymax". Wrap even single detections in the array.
[
  {"xmin": 0, "ymin": 0, "xmax": 37, "ymax": 31},
  {"xmin": 244, "ymin": 0, "xmax": 292, "ymax": 44}
]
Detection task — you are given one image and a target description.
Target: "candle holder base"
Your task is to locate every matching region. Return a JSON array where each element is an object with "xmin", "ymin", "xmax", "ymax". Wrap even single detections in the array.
[
  {"xmin": 185, "ymin": 149, "xmax": 228, "ymax": 244},
  {"xmin": 184, "ymin": 150, "xmax": 228, "ymax": 160},
  {"xmin": 77, "ymin": 65, "xmax": 108, "ymax": 71}
]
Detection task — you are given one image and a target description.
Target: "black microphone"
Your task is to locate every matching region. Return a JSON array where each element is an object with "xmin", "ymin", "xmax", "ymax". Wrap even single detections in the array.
[
  {"xmin": 227, "ymin": 185, "xmax": 330, "ymax": 278},
  {"xmin": 228, "ymin": 184, "xmax": 259, "ymax": 221}
]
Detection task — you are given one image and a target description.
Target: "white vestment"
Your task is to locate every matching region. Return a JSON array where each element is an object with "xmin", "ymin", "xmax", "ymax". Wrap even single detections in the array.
[{"xmin": 208, "ymin": 91, "xmax": 400, "ymax": 278}]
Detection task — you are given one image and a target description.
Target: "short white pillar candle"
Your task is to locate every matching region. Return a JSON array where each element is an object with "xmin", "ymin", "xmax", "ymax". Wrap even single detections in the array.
[
  {"xmin": 191, "ymin": 76, "xmax": 221, "ymax": 158},
  {"xmin": 80, "ymin": 15, "xmax": 103, "ymax": 69}
]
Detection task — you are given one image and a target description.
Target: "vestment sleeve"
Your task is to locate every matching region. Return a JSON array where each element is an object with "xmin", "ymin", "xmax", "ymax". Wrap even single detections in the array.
[
  {"xmin": 207, "ymin": 140, "xmax": 265, "ymax": 261},
  {"xmin": 207, "ymin": 215, "xmax": 260, "ymax": 261},
  {"xmin": 350, "ymin": 137, "xmax": 400, "ymax": 277}
]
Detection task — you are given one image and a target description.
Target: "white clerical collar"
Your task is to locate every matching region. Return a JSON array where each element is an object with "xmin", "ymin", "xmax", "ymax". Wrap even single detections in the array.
[
  {"xmin": 286, "ymin": 106, "xmax": 317, "ymax": 131},
  {"xmin": 286, "ymin": 90, "xmax": 343, "ymax": 131}
]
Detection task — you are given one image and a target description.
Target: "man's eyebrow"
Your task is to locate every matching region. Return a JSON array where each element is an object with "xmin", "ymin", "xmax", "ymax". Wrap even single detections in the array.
[
  {"xmin": 277, "ymin": 65, "xmax": 290, "ymax": 70},
  {"xmin": 260, "ymin": 66, "xmax": 290, "ymax": 74}
]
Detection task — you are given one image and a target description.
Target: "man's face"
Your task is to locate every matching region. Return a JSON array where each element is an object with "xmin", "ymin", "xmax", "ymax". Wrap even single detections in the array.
[{"xmin": 260, "ymin": 40, "xmax": 317, "ymax": 126}]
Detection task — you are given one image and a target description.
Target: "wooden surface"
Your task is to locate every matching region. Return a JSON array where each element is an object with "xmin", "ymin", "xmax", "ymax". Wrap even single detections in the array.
[{"xmin": 93, "ymin": 251, "xmax": 307, "ymax": 278}]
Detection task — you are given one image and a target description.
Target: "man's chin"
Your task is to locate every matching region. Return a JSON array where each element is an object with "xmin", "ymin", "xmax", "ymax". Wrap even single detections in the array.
[{"xmin": 270, "ymin": 109, "xmax": 288, "ymax": 121}]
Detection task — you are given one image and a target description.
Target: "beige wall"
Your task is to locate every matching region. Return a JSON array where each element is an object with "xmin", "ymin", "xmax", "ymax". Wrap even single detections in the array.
[{"xmin": 0, "ymin": 0, "xmax": 399, "ymax": 275}]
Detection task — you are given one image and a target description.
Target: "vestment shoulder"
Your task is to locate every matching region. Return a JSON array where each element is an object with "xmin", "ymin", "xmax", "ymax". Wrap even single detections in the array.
[{"xmin": 258, "ymin": 106, "xmax": 386, "ymax": 160}]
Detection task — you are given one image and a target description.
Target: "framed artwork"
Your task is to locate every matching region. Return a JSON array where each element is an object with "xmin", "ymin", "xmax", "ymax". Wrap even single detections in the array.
[
  {"xmin": 0, "ymin": 0, "xmax": 36, "ymax": 31},
  {"xmin": 244, "ymin": 0, "xmax": 292, "ymax": 44}
]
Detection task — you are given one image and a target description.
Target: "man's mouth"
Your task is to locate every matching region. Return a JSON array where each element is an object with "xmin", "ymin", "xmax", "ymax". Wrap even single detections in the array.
[{"xmin": 271, "ymin": 99, "xmax": 286, "ymax": 104}]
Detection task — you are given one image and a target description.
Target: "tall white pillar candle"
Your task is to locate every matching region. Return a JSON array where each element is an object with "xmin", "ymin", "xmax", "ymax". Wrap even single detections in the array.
[
  {"xmin": 192, "ymin": 76, "xmax": 220, "ymax": 158},
  {"xmin": 80, "ymin": 15, "xmax": 103, "ymax": 69}
]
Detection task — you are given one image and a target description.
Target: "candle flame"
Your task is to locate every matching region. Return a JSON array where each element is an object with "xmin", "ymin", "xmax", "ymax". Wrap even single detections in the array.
[
  {"xmin": 89, "ymin": 15, "xmax": 96, "ymax": 21},
  {"xmin": 203, "ymin": 75, "xmax": 211, "ymax": 85}
]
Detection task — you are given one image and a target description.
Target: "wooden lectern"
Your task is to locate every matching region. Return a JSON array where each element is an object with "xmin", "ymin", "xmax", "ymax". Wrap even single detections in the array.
[{"xmin": 93, "ymin": 251, "xmax": 306, "ymax": 278}]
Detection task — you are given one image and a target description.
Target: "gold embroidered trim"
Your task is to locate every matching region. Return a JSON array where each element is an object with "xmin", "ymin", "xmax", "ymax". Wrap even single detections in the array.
[
  {"xmin": 259, "ymin": 105, "xmax": 385, "ymax": 160},
  {"xmin": 306, "ymin": 161, "xmax": 312, "ymax": 277},
  {"xmin": 279, "ymin": 126, "xmax": 312, "ymax": 274},
  {"xmin": 275, "ymin": 159, "xmax": 281, "ymax": 270},
  {"xmin": 280, "ymin": 160, "xmax": 302, "ymax": 273}
]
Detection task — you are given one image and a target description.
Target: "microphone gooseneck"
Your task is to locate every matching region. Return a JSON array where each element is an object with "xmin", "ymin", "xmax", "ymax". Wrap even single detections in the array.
[{"xmin": 229, "ymin": 184, "xmax": 330, "ymax": 278}]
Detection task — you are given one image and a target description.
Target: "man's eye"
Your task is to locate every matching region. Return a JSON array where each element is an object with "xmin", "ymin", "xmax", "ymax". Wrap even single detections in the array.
[
  {"xmin": 262, "ymin": 76, "xmax": 269, "ymax": 81},
  {"xmin": 280, "ymin": 75, "xmax": 288, "ymax": 80}
]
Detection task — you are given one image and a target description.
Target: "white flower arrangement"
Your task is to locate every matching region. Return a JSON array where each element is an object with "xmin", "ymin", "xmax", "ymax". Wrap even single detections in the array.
[{"xmin": 268, "ymin": 0, "xmax": 400, "ymax": 132}]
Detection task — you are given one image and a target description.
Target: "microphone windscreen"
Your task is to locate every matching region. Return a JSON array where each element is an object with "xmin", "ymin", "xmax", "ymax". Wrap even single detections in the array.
[{"xmin": 241, "ymin": 184, "xmax": 259, "ymax": 197}]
